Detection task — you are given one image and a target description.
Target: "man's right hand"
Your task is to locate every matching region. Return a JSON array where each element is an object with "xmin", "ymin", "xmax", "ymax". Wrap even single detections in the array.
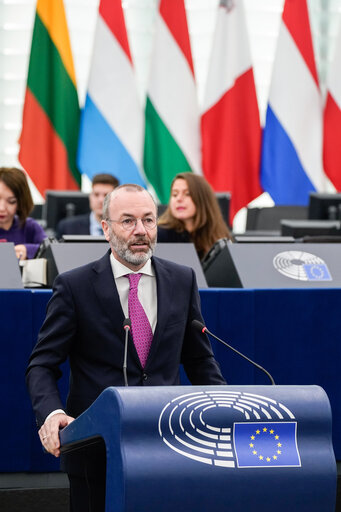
[{"xmin": 38, "ymin": 413, "xmax": 74, "ymax": 457}]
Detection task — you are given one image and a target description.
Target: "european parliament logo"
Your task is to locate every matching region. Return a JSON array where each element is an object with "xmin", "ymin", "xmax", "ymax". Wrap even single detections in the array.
[
  {"xmin": 273, "ymin": 251, "xmax": 332, "ymax": 282},
  {"xmin": 234, "ymin": 422, "xmax": 301, "ymax": 468},
  {"xmin": 159, "ymin": 391, "xmax": 302, "ymax": 469}
]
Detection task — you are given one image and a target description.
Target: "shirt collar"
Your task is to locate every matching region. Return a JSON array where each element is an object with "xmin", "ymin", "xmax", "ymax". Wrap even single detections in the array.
[
  {"xmin": 110, "ymin": 252, "xmax": 154, "ymax": 278},
  {"xmin": 89, "ymin": 211, "xmax": 103, "ymax": 235}
]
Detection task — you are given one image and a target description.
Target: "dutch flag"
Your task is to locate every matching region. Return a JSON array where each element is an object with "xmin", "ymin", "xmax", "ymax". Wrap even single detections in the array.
[
  {"xmin": 323, "ymin": 17, "xmax": 341, "ymax": 191},
  {"xmin": 261, "ymin": 0, "xmax": 333, "ymax": 205}
]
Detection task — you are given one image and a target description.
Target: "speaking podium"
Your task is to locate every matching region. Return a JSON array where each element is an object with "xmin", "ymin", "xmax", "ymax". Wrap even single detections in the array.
[{"xmin": 60, "ymin": 385, "xmax": 336, "ymax": 512}]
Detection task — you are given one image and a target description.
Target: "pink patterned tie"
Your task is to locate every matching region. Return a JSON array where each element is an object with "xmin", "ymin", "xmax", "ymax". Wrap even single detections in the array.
[{"xmin": 125, "ymin": 273, "xmax": 153, "ymax": 367}]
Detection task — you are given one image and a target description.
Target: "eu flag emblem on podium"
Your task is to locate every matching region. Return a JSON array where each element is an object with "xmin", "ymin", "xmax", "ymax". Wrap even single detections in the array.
[
  {"xmin": 303, "ymin": 264, "xmax": 332, "ymax": 281},
  {"xmin": 234, "ymin": 422, "xmax": 301, "ymax": 468}
]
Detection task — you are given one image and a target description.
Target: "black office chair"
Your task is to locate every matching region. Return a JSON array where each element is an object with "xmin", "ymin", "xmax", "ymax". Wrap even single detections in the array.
[
  {"xmin": 246, "ymin": 205, "xmax": 308, "ymax": 232},
  {"xmin": 157, "ymin": 204, "xmax": 168, "ymax": 217},
  {"xmin": 215, "ymin": 192, "xmax": 231, "ymax": 228},
  {"xmin": 31, "ymin": 204, "xmax": 43, "ymax": 220}
]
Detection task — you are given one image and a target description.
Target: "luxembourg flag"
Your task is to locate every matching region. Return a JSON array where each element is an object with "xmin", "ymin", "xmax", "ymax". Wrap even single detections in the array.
[
  {"xmin": 143, "ymin": 0, "xmax": 201, "ymax": 204},
  {"xmin": 201, "ymin": 0, "xmax": 262, "ymax": 223},
  {"xmin": 77, "ymin": 0, "xmax": 145, "ymax": 186},
  {"xmin": 261, "ymin": 0, "xmax": 332, "ymax": 204},
  {"xmin": 323, "ymin": 20, "xmax": 341, "ymax": 190}
]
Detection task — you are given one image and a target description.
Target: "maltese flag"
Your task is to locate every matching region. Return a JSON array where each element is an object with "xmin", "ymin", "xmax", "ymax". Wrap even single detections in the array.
[
  {"xmin": 201, "ymin": 0, "xmax": 262, "ymax": 224},
  {"xmin": 261, "ymin": 0, "xmax": 333, "ymax": 204},
  {"xmin": 323, "ymin": 21, "xmax": 341, "ymax": 190},
  {"xmin": 77, "ymin": 0, "xmax": 145, "ymax": 186}
]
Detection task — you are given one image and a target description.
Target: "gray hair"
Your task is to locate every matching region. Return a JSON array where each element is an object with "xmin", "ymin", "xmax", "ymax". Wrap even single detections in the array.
[{"xmin": 102, "ymin": 184, "xmax": 157, "ymax": 220}]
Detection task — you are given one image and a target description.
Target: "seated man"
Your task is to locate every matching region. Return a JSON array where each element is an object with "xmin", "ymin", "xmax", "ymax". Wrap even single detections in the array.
[{"xmin": 56, "ymin": 173, "xmax": 119, "ymax": 238}]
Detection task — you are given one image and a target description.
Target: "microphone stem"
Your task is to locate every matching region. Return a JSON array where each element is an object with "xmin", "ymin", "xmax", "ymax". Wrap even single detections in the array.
[
  {"xmin": 123, "ymin": 327, "xmax": 129, "ymax": 387},
  {"xmin": 206, "ymin": 329, "xmax": 275, "ymax": 385}
]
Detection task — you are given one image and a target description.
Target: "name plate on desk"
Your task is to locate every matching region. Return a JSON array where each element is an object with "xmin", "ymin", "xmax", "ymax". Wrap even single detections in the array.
[
  {"xmin": 0, "ymin": 243, "xmax": 23, "ymax": 289},
  {"xmin": 204, "ymin": 242, "xmax": 341, "ymax": 288}
]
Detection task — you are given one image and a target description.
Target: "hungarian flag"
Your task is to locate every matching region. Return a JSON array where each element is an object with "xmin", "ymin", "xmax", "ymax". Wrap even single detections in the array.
[
  {"xmin": 19, "ymin": 0, "xmax": 81, "ymax": 196},
  {"xmin": 323, "ymin": 22, "xmax": 341, "ymax": 190},
  {"xmin": 201, "ymin": 0, "xmax": 262, "ymax": 224},
  {"xmin": 143, "ymin": 0, "xmax": 201, "ymax": 204}
]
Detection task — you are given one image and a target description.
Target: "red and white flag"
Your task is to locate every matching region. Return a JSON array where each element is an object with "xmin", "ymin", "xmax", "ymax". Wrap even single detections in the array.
[
  {"xmin": 323, "ymin": 21, "xmax": 341, "ymax": 190},
  {"xmin": 201, "ymin": 0, "xmax": 262, "ymax": 224}
]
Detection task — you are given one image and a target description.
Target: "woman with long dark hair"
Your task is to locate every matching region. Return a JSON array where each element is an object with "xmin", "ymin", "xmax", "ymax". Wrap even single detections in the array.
[
  {"xmin": 0, "ymin": 167, "xmax": 46, "ymax": 259},
  {"xmin": 158, "ymin": 172, "xmax": 231, "ymax": 260}
]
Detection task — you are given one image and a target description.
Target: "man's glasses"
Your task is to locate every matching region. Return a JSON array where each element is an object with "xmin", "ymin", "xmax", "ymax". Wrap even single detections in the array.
[{"xmin": 106, "ymin": 216, "xmax": 157, "ymax": 231}]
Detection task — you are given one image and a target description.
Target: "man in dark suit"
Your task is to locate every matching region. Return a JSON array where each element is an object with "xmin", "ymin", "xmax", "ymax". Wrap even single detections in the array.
[
  {"xmin": 26, "ymin": 184, "xmax": 225, "ymax": 511},
  {"xmin": 55, "ymin": 173, "xmax": 119, "ymax": 238}
]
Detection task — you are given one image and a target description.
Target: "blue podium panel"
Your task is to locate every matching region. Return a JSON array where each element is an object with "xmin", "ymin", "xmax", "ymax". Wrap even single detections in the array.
[
  {"xmin": 29, "ymin": 290, "xmax": 57, "ymax": 471},
  {"xmin": 29, "ymin": 290, "xmax": 70, "ymax": 471},
  {"xmin": 200, "ymin": 289, "xmax": 257, "ymax": 384},
  {"xmin": 1, "ymin": 288, "xmax": 340, "ymax": 474},
  {"xmin": 60, "ymin": 385, "xmax": 336, "ymax": 512},
  {"xmin": 0, "ymin": 290, "xmax": 32, "ymax": 470},
  {"xmin": 252, "ymin": 289, "xmax": 341, "ymax": 459},
  {"xmin": 200, "ymin": 288, "xmax": 341, "ymax": 457}
]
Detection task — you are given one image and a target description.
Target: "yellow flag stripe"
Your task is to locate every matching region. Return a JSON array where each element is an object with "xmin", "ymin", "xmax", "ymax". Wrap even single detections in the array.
[{"xmin": 37, "ymin": 0, "xmax": 76, "ymax": 86}]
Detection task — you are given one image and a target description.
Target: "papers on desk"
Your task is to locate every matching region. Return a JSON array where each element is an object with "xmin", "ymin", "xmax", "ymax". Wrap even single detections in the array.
[{"xmin": 20, "ymin": 258, "xmax": 47, "ymax": 287}]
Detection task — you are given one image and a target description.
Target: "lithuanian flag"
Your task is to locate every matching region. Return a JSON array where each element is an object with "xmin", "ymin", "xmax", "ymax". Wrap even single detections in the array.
[{"xmin": 19, "ymin": 0, "xmax": 81, "ymax": 196}]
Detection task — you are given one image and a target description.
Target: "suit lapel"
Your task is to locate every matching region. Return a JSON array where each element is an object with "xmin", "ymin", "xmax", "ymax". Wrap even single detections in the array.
[
  {"xmin": 91, "ymin": 251, "xmax": 125, "ymax": 340},
  {"xmin": 91, "ymin": 250, "xmax": 142, "ymax": 366},
  {"xmin": 145, "ymin": 257, "xmax": 173, "ymax": 365}
]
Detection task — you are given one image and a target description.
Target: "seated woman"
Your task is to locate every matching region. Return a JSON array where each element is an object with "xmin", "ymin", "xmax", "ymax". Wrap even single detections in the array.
[
  {"xmin": 0, "ymin": 167, "xmax": 47, "ymax": 259},
  {"xmin": 158, "ymin": 172, "xmax": 231, "ymax": 260}
]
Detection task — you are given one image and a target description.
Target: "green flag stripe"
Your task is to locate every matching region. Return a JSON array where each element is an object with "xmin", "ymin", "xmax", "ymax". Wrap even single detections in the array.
[
  {"xmin": 26, "ymin": 14, "xmax": 80, "ymax": 182},
  {"xmin": 144, "ymin": 97, "xmax": 192, "ymax": 203}
]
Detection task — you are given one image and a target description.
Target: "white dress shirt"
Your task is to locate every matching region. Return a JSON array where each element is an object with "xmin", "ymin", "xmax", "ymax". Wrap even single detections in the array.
[
  {"xmin": 109, "ymin": 253, "xmax": 157, "ymax": 333},
  {"xmin": 89, "ymin": 211, "xmax": 103, "ymax": 236}
]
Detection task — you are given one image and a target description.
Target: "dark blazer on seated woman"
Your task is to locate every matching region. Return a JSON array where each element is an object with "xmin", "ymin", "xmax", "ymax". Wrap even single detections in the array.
[{"xmin": 157, "ymin": 225, "xmax": 191, "ymax": 244}]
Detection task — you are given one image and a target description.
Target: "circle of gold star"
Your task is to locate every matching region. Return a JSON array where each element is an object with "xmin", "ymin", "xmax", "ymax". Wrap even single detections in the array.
[{"xmin": 249, "ymin": 427, "xmax": 282, "ymax": 461}]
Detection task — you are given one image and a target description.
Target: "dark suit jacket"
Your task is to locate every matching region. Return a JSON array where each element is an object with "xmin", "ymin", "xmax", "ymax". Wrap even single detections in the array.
[
  {"xmin": 157, "ymin": 226, "xmax": 191, "ymax": 244},
  {"xmin": 56, "ymin": 213, "xmax": 90, "ymax": 239},
  {"xmin": 157, "ymin": 226, "xmax": 206, "ymax": 260},
  {"xmin": 26, "ymin": 250, "xmax": 225, "ymax": 426}
]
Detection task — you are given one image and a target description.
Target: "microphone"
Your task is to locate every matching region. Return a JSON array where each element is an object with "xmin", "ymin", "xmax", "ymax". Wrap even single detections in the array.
[
  {"xmin": 192, "ymin": 319, "xmax": 275, "ymax": 385},
  {"xmin": 123, "ymin": 318, "xmax": 131, "ymax": 387}
]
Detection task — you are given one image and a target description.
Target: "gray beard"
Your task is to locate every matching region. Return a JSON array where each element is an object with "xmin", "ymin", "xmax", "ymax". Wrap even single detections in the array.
[{"xmin": 110, "ymin": 230, "xmax": 156, "ymax": 267}]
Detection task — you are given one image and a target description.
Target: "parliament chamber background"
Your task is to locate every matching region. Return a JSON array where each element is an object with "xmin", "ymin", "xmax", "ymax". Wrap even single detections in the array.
[{"xmin": 1, "ymin": 1, "xmax": 341, "ymax": 509}]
